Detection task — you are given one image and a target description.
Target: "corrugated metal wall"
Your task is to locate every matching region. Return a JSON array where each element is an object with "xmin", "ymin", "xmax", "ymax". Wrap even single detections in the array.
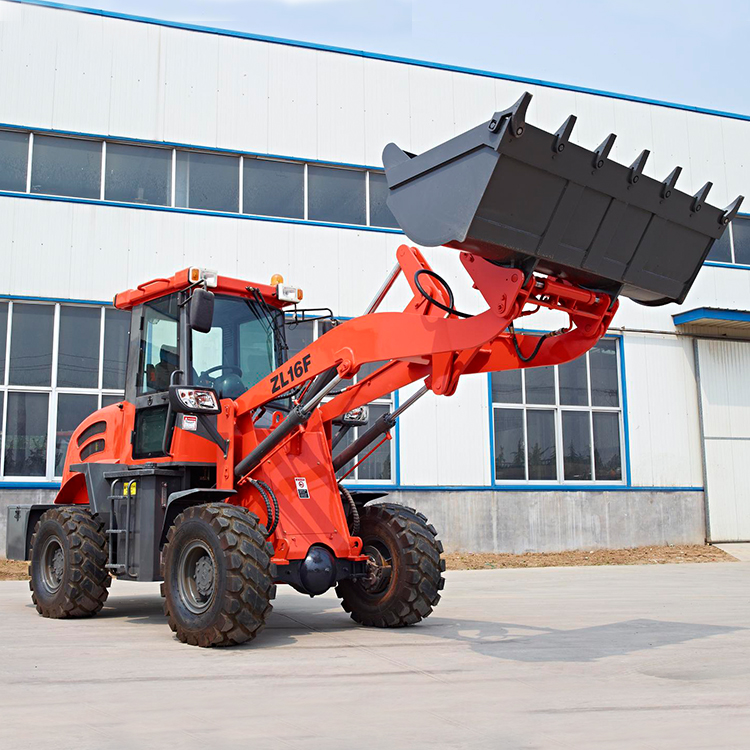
[
  {"xmin": 696, "ymin": 339, "xmax": 750, "ymax": 541},
  {"xmin": 0, "ymin": 2, "xmax": 747, "ymax": 205},
  {"xmin": 0, "ymin": 0, "xmax": 748, "ymax": 492}
]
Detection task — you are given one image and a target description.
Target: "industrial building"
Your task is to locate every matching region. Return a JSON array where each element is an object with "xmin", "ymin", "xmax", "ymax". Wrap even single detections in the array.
[{"xmin": 0, "ymin": 0, "xmax": 748, "ymax": 554}]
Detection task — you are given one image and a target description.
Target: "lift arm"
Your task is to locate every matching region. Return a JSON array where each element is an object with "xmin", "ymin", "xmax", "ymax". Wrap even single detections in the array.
[{"xmin": 235, "ymin": 244, "xmax": 617, "ymax": 424}]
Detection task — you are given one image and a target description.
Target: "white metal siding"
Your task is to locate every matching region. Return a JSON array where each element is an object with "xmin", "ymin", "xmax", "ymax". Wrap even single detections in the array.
[
  {"xmin": 0, "ymin": 1, "xmax": 746, "ymax": 203},
  {"xmin": 398, "ymin": 376, "xmax": 491, "ymax": 487},
  {"xmin": 0, "ymin": 1, "xmax": 748, "ymax": 496},
  {"xmin": 624, "ymin": 333, "xmax": 704, "ymax": 488},
  {"xmin": 697, "ymin": 339, "xmax": 750, "ymax": 541}
]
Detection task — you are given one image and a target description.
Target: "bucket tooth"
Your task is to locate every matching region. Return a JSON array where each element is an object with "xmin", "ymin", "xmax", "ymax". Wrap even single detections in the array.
[
  {"xmin": 489, "ymin": 91, "xmax": 532, "ymax": 136},
  {"xmin": 553, "ymin": 115, "xmax": 576, "ymax": 153},
  {"xmin": 593, "ymin": 133, "xmax": 616, "ymax": 169},
  {"xmin": 692, "ymin": 181, "xmax": 712, "ymax": 213},
  {"xmin": 661, "ymin": 166, "xmax": 682, "ymax": 199},
  {"xmin": 720, "ymin": 195, "xmax": 745, "ymax": 225},
  {"xmin": 628, "ymin": 149, "xmax": 649, "ymax": 184}
]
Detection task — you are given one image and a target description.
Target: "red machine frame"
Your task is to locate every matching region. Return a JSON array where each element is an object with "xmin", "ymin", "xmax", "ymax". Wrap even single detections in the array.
[{"xmin": 57, "ymin": 244, "xmax": 616, "ymax": 573}]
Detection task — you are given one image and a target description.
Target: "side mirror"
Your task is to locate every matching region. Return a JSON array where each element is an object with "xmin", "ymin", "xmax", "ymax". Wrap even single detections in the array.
[{"xmin": 190, "ymin": 288, "xmax": 214, "ymax": 333}]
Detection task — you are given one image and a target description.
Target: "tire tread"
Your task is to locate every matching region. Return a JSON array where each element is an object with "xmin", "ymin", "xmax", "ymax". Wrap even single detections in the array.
[
  {"xmin": 29, "ymin": 506, "xmax": 110, "ymax": 618},
  {"xmin": 162, "ymin": 503, "xmax": 276, "ymax": 647},
  {"xmin": 336, "ymin": 503, "xmax": 444, "ymax": 628}
]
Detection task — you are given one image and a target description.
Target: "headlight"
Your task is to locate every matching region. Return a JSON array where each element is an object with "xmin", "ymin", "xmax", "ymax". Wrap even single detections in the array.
[
  {"xmin": 174, "ymin": 387, "xmax": 220, "ymax": 413},
  {"xmin": 341, "ymin": 405, "xmax": 369, "ymax": 425}
]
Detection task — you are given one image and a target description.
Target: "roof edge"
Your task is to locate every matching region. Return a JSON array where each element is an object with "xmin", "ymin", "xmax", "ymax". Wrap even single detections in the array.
[
  {"xmin": 673, "ymin": 308, "xmax": 750, "ymax": 325},
  {"xmin": 5, "ymin": 0, "xmax": 750, "ymax": 124}
]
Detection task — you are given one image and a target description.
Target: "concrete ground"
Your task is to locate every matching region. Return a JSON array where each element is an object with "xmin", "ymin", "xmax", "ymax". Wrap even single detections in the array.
[
  {"xmin": 714, "ymin": 542, "xmax": 750, "ymax": 562},
  {"xmin": 1, "ymin": 564, "xmax": 748, "ymax": 750}
]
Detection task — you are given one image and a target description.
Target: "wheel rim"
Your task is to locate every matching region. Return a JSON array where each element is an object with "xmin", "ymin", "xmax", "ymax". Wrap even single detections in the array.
[
  {"xmin": 41, "ymin": 537, "xmax": 65, "ymax": 593},
  {"xmin": 177, "ymin": 540, "xmax": 217, "ymax": 615},
  {"xmin": 360, "ymin": 539, "xmax": 394, "ymax": 596}
]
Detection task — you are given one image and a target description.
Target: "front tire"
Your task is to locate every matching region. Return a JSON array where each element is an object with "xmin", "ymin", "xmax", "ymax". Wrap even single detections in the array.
[
  {"xmin": 161, "ymin": 503, "xmax": 276, "ymax": 647},
  {"xmin": 29, "ymin": 506, "xmax": 110, "ymax": 618},
  {"xmin": 336, "ymin": 503, "xmax": 445, "ymax": 628}
]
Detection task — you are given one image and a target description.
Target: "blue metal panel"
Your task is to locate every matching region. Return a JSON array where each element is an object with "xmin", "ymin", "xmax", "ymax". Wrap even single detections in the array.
[
  {"xmin": 393, "ymin": 390, "xmax": 401, "ymax": 487},
  {"xmin": 7, "ymin": 0, "xmax": 750, "ymax": 124},
  {"xmin": 704, "ymin": 261, "xmax": 750, "ymax": 270},
  {"xmin": 346, "ymin": 484, "xmax": 704, "ymax": 492},
  {"xmin": 673, "ymin": 308, "xmax": 750, "ymax": 325},
  {"xmin": 487, "ymin": 376, "xmax": 496, "ymax": 487},
  {"xmin": 617, "ymin": 334, "xmax": 633, "ymax": 487},
  {"xmin": 0, "ymin": 482, "xmax": 61, "ymax": 489}
]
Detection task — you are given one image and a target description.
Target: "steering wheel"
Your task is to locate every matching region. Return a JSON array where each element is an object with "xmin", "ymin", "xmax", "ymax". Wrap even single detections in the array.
[{"xmin": 199, "ymin": 365, "xmax": 243, "ymax": 385}]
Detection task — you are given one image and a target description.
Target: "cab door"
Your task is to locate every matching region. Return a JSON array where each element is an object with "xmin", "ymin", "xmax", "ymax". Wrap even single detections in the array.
[{"xmin": 126, "ymin": 294, "xmax": 182, "ymax": 459}]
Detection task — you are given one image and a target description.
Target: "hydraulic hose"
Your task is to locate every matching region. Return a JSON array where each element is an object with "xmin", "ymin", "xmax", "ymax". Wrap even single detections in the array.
[
  {"xmin": 338, "ymin": 484, "xmax": 360, "ymax": 535},
  {"xmin": 247, "ymin": 479, "xmax": 275, "ymax": 538},
  {"xmin": 256, "ymin": 479, "xmax": 280, "ymax": 537},
  {"xmin": 413, "ymin": 269, "xmax": 472, "ymax": 319}
]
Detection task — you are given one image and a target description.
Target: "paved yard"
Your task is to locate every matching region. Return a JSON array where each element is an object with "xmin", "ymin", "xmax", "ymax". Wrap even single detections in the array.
[{"xmin": 1, "ymin": 563, "xmax": 748, "ymax": 750}]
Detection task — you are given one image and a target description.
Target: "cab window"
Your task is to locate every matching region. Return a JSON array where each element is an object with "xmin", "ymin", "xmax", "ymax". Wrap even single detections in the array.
[
  {"xmin": 191, "ymin": 295, "xmax": 277, "ymax": 400},
  {"xmin": 137, "ymin": 295, "xmax": 179, "ymax": 395}
]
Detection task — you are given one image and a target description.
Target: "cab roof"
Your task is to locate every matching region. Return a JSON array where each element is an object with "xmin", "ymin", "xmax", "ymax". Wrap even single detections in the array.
[{"xmin": 114, "ymin": 268, "xmax": 287, "ymax": 311}]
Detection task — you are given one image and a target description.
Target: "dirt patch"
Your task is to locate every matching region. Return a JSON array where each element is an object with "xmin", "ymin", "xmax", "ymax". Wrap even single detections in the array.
[
  {"xmin": 0, "ymin": 559, "xmax": 29, "ymax": 581},
  {"xmin": 1, "ymin": 545, "xmax": 735, "ymax": 580},
  {"xmin": 443, "ymin": 544, "xmax": 737, "ymax": 570}
]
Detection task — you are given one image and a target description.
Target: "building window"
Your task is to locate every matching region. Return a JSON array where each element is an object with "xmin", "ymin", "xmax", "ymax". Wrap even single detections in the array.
[
  {"xmin": 706, "ymin": 218, "xmax": 750, "ymax": 266},
  {"xmin": 243, "ymin": 158, "xmax": 304, "ymax": 220},
  {"xmin": 30, "ymin": 135, "xmax": 101, "ymax": 199},
  {"xmin": 0, "ymin": 127, "xmax": 405, "ymax": 231},
  {"xmin": 307, "ymin": 166, "xmax": 366, "ymax": 225},
  {"xmin": 0, "ymin": 130, "xmax": 29, "ymax": 192},
  {"xmin": 733, "ymin": 219, "xmax": 750, "ymax": 266},
  {"xmin": 368, "ymin": 172, "xmax": 399, "ymax": 229},
  {"xmin": 105, "ymin": 143, "xmax": 171, "ymax": 206},
  {"xmin": 0, "ymin": 300, "xmax": 129, "ymax": 480},
  {"xmin": 175, "ymin": 150, "xmax": 239, "ymax": 213},
  {"xmin": 285, "ymin": 317, "xmax": 395, "ymax": 483},
  {"xmin": 8, "ymin": 303, "xmax": 54, "ymax": 387},
  {"xmin": 490, "ymin": 338, "xmax": 624, "ymax": 483}
]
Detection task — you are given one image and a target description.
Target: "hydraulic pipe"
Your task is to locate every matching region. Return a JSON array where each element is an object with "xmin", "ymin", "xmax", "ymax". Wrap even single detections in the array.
[
  {"xmin": 333, "ymin": 385, "xmax": 428, "ymax": 472},
  {"xmin": 364, "ymin": 263, "xmax": 401, "ymax": 314}
]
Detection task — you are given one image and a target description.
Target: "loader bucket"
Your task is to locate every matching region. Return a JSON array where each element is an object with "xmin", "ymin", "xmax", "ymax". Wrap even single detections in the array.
[{"xmin": 383, "ymin": 92, "xmax": 743, "ymax": 306}]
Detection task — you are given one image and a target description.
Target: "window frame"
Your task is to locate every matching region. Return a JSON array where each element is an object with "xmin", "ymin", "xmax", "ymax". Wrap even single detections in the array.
[
  {"xmin": 705, "ymin": 217, "xmax": 750, "ymax": 268},
  {"xmin": 0, "ymin": 299, "xmax": 127, "ymax": 482},
  {"xmin": 488, "ymin": 334, "xmax": 628, "ymax": 487},
  {"xmin": 3, "ymin": 125, "xmax": 750, "ymax": 253},
  {"xmin": 0, "ymin": 127, "xmax": 403, "ymax": 231}
]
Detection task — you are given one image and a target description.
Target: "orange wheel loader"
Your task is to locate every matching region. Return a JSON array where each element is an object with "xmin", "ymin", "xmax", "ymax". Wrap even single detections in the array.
[{"xmin": 5, "ymin": 93, "xmax": 741, "ymax": 647}]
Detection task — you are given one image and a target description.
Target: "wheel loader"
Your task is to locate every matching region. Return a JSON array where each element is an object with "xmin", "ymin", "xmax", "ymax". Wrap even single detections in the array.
[{"xmin": 5, "ymin": 93, "xmax": 742, "ymax": 647}]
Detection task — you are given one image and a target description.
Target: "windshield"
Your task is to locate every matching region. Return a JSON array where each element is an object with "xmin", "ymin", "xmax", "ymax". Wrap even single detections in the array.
[{"xmin": 191, "ymin": 295, "xmax": 279, "ymax": 399}]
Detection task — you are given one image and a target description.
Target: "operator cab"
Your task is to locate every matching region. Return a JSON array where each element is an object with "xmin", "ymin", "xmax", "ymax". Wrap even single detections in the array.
[
  {"xmin": 114, "ymin": 267, "xmax": 301, "ymax": 459},
  {"xmin": 138, "ymin": 292, "xmax": 281, "ymax": 401}
]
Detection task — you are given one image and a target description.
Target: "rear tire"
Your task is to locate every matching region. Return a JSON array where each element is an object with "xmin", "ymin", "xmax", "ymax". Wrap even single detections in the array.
[
  {"xmin": 336, "ymin": 503, "xmax": 445, "ymax": 628},
  {"xmin": 29, "ymin": 506, "xmax": 110, "ymax": 618},
  {"xmin": 161, "ymin": 503, "xmax": 276, "ymax": 647}
]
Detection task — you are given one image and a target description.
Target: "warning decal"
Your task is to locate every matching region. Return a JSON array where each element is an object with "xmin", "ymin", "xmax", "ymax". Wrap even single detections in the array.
[
  {"xmin": 181, "ymin": 415, "xmax": 198, "ymax": 431},
  {"xmin": 294, "ymin": 477, "xmax": 310, "ymax": 500}
]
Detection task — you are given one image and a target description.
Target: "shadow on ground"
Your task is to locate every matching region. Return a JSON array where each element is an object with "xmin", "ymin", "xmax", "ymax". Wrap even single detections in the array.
[{"xmin": 78, "ymin": 591, "xmax": 743, "ymax": 662}]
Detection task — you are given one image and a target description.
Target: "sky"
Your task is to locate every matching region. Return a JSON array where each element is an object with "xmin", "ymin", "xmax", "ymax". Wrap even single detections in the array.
[{"xmin": 62, "ymin": 0, "xmax": 749, "ymax": 116}]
